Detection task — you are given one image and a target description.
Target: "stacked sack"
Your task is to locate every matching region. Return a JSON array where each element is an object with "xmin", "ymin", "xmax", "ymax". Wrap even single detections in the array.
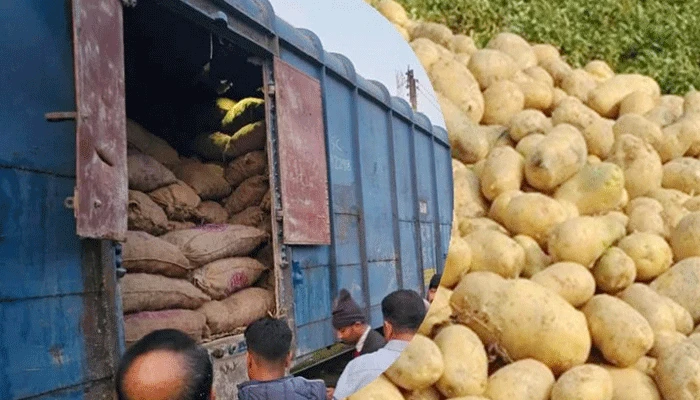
[
  {"xmin": 350, "ymin": 1, "xmax": 700, "ymax": 400},
  {"xmin": 122, "ymin": 96, "xmax": 275, "ymax": 348}
]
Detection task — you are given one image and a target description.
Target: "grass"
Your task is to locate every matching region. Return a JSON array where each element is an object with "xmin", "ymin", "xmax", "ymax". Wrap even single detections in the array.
[{"xmin": 393, "ymin": 0, "xmax": 700, "ymax": 95}]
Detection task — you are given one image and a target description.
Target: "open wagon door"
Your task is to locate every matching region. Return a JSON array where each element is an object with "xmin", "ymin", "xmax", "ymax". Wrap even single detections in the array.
[
  {"xmin": 273, "ymin": 57, "xmax": 331, "ymax": 245},
  {"xmin": 70, "ymin": 0, "xmax": 128, "ymax": 241}
]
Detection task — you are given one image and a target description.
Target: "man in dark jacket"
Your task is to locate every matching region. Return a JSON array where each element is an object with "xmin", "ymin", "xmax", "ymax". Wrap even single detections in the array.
[
  {"xmin": 331, "ymin": 289, "xmax": 386, "ymax": 358},
  {"xmin": 237, "ymin": 316, "xmax": 326, "ymax": 400}
]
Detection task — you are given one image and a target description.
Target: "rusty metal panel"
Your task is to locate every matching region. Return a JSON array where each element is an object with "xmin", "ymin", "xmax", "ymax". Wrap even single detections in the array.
[
  {"xmin": 71, "ymin": 0, "xmax": 128, "ymax": 241},
  {"xmin": 273, "ymin": 57, "xmax": 331, "ymax": 245}
]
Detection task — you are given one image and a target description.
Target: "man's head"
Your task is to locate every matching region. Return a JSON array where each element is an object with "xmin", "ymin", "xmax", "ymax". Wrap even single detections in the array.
[
  {"xmin": 331, "ymin": 289, "xmax": 367, "ymax": 345},
  {"xmin": 381, "ymin": 290, "xmax": 426, "ymax": 341},
  {"xmin": 116, "ymin": 329, "xmax": 214, "ymax": 400},
  {"xmin": 244, "ymin": 317, "xmax": 293, "ymax": 381},
  {"xmin": 427, "ymin": 273, "xmax": 442, "ymax": 303}
]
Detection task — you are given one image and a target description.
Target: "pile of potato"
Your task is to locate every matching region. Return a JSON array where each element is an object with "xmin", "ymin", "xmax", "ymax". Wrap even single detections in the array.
[
  {"xmin": 351, "ymin": 1, "xmax": 700, "ymax": 399},
  {"xmin": 121, "ymin": 97, "xmax": 276, "ymax": 347}
]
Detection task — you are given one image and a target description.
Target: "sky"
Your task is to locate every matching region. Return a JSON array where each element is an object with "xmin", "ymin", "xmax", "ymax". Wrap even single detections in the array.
[{"xmin": 266, "ymin": 0, "xmax": 446, "ymax": 128}]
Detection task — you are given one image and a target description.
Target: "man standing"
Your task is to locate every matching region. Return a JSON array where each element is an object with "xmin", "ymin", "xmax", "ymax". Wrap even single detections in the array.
[
  {"xmin": 331, "ymin": 289, "xmax": 386, "ymax": 358},
  {"xmin": 237, "ymin": 316, "xmax": 327, "ymax": 399},
  {"xmin": 116, "ymin": 329, "xmax": 215, "ymax": 400},
  {"xmin": 332, "ymin": 289, "xmax": 427, "ymax": 400}
]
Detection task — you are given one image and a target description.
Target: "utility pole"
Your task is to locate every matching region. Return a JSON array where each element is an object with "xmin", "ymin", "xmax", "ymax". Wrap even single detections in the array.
[{"xmin": 406, "ymin": 66, "xmax": 418, "ymax": 111}]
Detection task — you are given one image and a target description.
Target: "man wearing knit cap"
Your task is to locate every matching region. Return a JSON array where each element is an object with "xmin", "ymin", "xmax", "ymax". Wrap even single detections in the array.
[{"xmin": 332, "ymin": 289, "xmax": 386, "ymax": 358}]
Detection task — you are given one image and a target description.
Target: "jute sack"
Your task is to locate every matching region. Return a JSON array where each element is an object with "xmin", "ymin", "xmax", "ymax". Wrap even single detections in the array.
[
  {"xmin": 257, "ymin": 213, "xmax": 272, "ymax": 236},
  {"xmin": 149, "ymin": 180, "xmax": 201, "ymax": 221},
  {"xmin": 172, "ymin": 160, "xmax": 232, "ymax": 201},
  {"xmin": 122, "ymin": 231, "xmax": 193, "ymax": 278},
  {"xmin": 194, "ymin": 201, "xmax": 229, "ymax": 225},
  {"xmin": 126, "ymin": 119, "xmax": 180, "ymax": 168},
  {"xmin": 224, "ymin": 150, "xmax": 268, "ymax": 187},
  {"xmin": 224, "ymin": 121, "xmax": 267, "ymax": 159},
  {"xmin": 199, "ymin": 287, "xmax": 274, "ymax": 335},
  {"xmin": 192, "ymin": 132, "xmax": 230, "ymax": 162},
  {"xmin": 159, "ymin": 224, "xmax": 269, "ymax": 266},
  {"xmin": 120, "ymin": 273, "xmax": 211, "ymax": 313},
  {"xmin": 192, "ymin": 257, "xmax": 267, "ymax": 300},
  {"xmin": 128, "ymin": 153, "xmax": 177, "ymax": 192},
  {"xmin": 221, "ymin": 98, "xmax": 266, "ymax": 134},
  {"xmin": 255, "ymin": 270, "xmax": 276, "ymax": 291},
  {"xmin": 168, "ymin": 221, "xmax": 196, "ymax": 231},
  {"xmin": 228, "ymin": 206, "xmax": 266, "ymax": 227},
  {"xmin": 127, "ymin": 190, "xmax": 169, "ymax": 236},
  {"xmin": 124, "ymin": 309, "xmax": 207, "ymax": 348},
  {"xmin": 224, "ymin": 175, "xmax": 269, "ymax": 215},
  {"xmin": 254, "ymin": 243, "xmax": 274, "ymax": 269}
]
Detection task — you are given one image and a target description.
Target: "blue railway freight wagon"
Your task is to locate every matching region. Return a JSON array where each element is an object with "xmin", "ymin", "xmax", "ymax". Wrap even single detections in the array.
[{"xmin": 0, "ymin": 0, "xmax": 453, "ymax": 398}]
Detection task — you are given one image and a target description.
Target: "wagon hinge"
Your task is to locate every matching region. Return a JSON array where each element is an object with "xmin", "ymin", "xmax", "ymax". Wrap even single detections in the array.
[{"xmin": 121, "ymin": 0, "xmax": 137, "ymax": 7}]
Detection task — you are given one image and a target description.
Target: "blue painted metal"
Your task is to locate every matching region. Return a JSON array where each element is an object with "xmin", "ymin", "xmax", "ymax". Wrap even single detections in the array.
[{"xmin": 0, "ymin": 0, "xmax": 453, "ymax": 397}]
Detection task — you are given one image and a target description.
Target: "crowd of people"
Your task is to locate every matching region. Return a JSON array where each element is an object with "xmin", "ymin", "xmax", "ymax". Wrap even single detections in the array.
[{"xmin": 115, "ymin": 274, "xmax": 441, "ymax": 400}]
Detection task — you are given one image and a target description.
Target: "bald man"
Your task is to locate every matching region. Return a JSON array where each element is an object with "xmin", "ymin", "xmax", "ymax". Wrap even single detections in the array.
[{"xmin": 116, "ymin": 329, "xmax": 215, "ymax": 400}]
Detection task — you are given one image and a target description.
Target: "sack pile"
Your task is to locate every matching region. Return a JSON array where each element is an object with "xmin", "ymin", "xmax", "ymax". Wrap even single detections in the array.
[{"xmin": 122, "ymin": 98, "xmax": 276, "ymax": 347}]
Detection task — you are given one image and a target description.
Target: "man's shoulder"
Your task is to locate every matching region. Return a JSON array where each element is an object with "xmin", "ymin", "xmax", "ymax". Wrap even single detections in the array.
[{"xmin": 361, "ymin": 329, "xmax": 386, "ymax": 354}]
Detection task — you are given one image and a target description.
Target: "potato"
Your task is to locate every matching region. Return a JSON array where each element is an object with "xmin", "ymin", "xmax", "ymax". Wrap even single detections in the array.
[
  {"xmin": 582, "ymin": 295, "xmax": 654, "ymax": 367},
  {"xmin": 531, "ymin": 262, "xmax": 595, "ymax": 307},
  {"xmin": 509, "ymin": 110, "xmax": 552, "ymax": 142},
  {"xmin": 418, "ymin": 287, "xmax": 452, "ymax": 336},
  {"xmin": 647, "ymin": 187, "xmax": 691, "ymax": 210},
  {"xmin": 405, "ymin": 387, "xmax": 441, "ymax": 400},
  {"xmin": 660, "ymin": 295, "xmax": 694, "ymax": 335},
  {"xmin": 547, "ymin": 214, "xmax": 627, "ymax": 267},
  {"xmin": 604, "ymin": 367, "xmax": 662, "ymax": 400},
  {"xmin": 440, "ymin": 95, "xmax": 490, "ymax": 163},
  {"xmin": 488, "ymin": 189, "xmax": 523, "ymax": 225},
  {"xmin": 613, "ymin": 114, "xmax": 664, "ymax": 152},
  {"xmin": 551, "ymin": 364, "xmax": 613, "ymax": 400},
  {"xmin": 410, "ymin": 21, "xmax": 453, "ymax": 48},
  {"xmin": 515, "ymin": 133, "xmax": 546, "ymax": 159},
  {"xmin": 560, "ymin": 69, "xmax": 598, "ymax": 102},
  {"xmin": 581, "ymin": 118, "xmax": 615, "ymax": 159},
  {"xmin": 617, "ymin": 283, "xmax": 677, "ymax": 333},
  {"xmin": 644, "ymin": 95, "xmax": 685, "ymax": 127},
  {"xmin": 657, "ymin": 116, "xmax": 700, "ymax": 162},
  {"xmin": 662, "ymin": 157, "xmax": 700, "ymax": 196},
  {"xmin": 525, "ymin": 124, "xmax": 587, "ymax": 191},
  {"xmin": 619, "ymin": 90, "xmax": 658, "ymax": 116},
  {"xmin": 518, "ymin": 80, "xmax": 554, "ymax": 111},
  {"xmin": 541, "ymin": 58, "xmax": 573, "ymax": 86},
  {"xmin": 670, "ymin": 212, "xmax": 700, "ymax": 261},
  {"xmin": 551, "ymin": 97, "xmax": 601, "ymax": 131},
  {"xmin": 442, "ymin": 236, "xmax": 471, "ymax": 288},
  {"xmin": 453, "ymin": 160, "xmax": 488, "ymax": 219},
  {"xmin": 486, "ymin": 32, "xmax": 538, "ymax": 70},
  {"xmin": 482, "ymin": 81, "xmax": 526, "ymax": 125},
  {"xmin": 650, "ymin": 257, "xmax": 700, "ymax": 323},
  {"xmin": 532, "ymin": 43, "xmax": 560, "ymax": 65},
  {"xmin": 468, "ymin": 49, "xmax": 519, "ymax": 90},
  {"xmin": 464, "ymin": 230, "xmax": 525, "ymax": 278},
  {"xmin": 431, "ymin": 59, "xmax": 485, "ymax": 124},
  {"xmin": 614, "ymin": 232, "xmax": 672, "ymax": 281},
  {"xmin": 514, "ymin": 235, "xmax": 552, "ymax": 278},
  {"xmin": 633, "ymin": 356, "xmax": 657, "ymax": 376},
  {"xmin": 554, "ymin": 162, "xmax": 625, "ymax": 215},
  {"xmin": 587, "ymin": 74, "xmax": 661, "ymax": 118},
  {"xmin": 453, "ymin": 34, "xmax": 477, "ymax": 55},
  {"xmin": 501, "ymin": 193, "xmax": 570, "ymax": 246},
  {"xmin": 483, "ymin": 124, "xmax": 513, "ymax": 149},
  {"xmin": 685, "ymin": 196, "xmax": 700, "ymax": 211},
  {"xmin": 480, "ymin": 146, "xmax": 524, "ymax": 201},
  {"xmin": 684, "ymin": 89, "xmax": 700, "ymax": 114},
  {"xmin": 655, "ymin": 340, "xmax": 700, "ymax": 400},
  {"xmin": 587, "ymin": 155, "xmax": 602, "ymax": 164},
  {"xmin": 484, "ymin": 359, "xmax": 555, "ymax": 400},
  {"xmin": 649, "ymin": 330, "xmax": 687, "ymax": 358},
  {"xmin": 348, "ymin": 375, "xmax": 404, "ymax": 400},
  {"xmin": 410, "ymin": 38, "xmax": 447, "ymax": 71},
  {"xmin": 584, "ymin": 60, "xmax": 615, "ymax": 81},
  {"xmin": 451, "ymin": 272, "xmax": 591, "ymax": 374},
  {"xmin": 385, "ymin": 334, "xmax": 444, "ymax": 390},
  {"xmin": 524, "ymin": 66, "xmax": 555, "ymax": 87},
  {"xmin": 433, "ymin": 325, "xmax": 488, "ymax": 397},
  {"xmin": 458, "ymin": 217, "xmax": 509, "ymax": 237},
  {"xmin": 592, "ymin": 247, "xmax": 637, "ymax": 293},
  {"xmin": 607, "ymin": 134, "xmax": 663, "ymax": 199},
  {"xmin": 376, "ymin": 0, "xmax": 410, "ymax": 26},
  {"xmin": 550, "ymin": 88, "xmax": 568, "ymax": 111},
  {"xmin": 626, "ymin": 197, "xmax": 668, "ymax": 237},
  {"xmin": 454, "ymin": 52, "xmax": 471, "ymax": 67}
]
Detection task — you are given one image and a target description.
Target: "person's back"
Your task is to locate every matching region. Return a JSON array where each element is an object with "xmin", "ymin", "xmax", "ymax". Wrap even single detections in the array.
[{"xmin": 238, "ymin": 316, "xmax": 326, "ymax": 400}]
